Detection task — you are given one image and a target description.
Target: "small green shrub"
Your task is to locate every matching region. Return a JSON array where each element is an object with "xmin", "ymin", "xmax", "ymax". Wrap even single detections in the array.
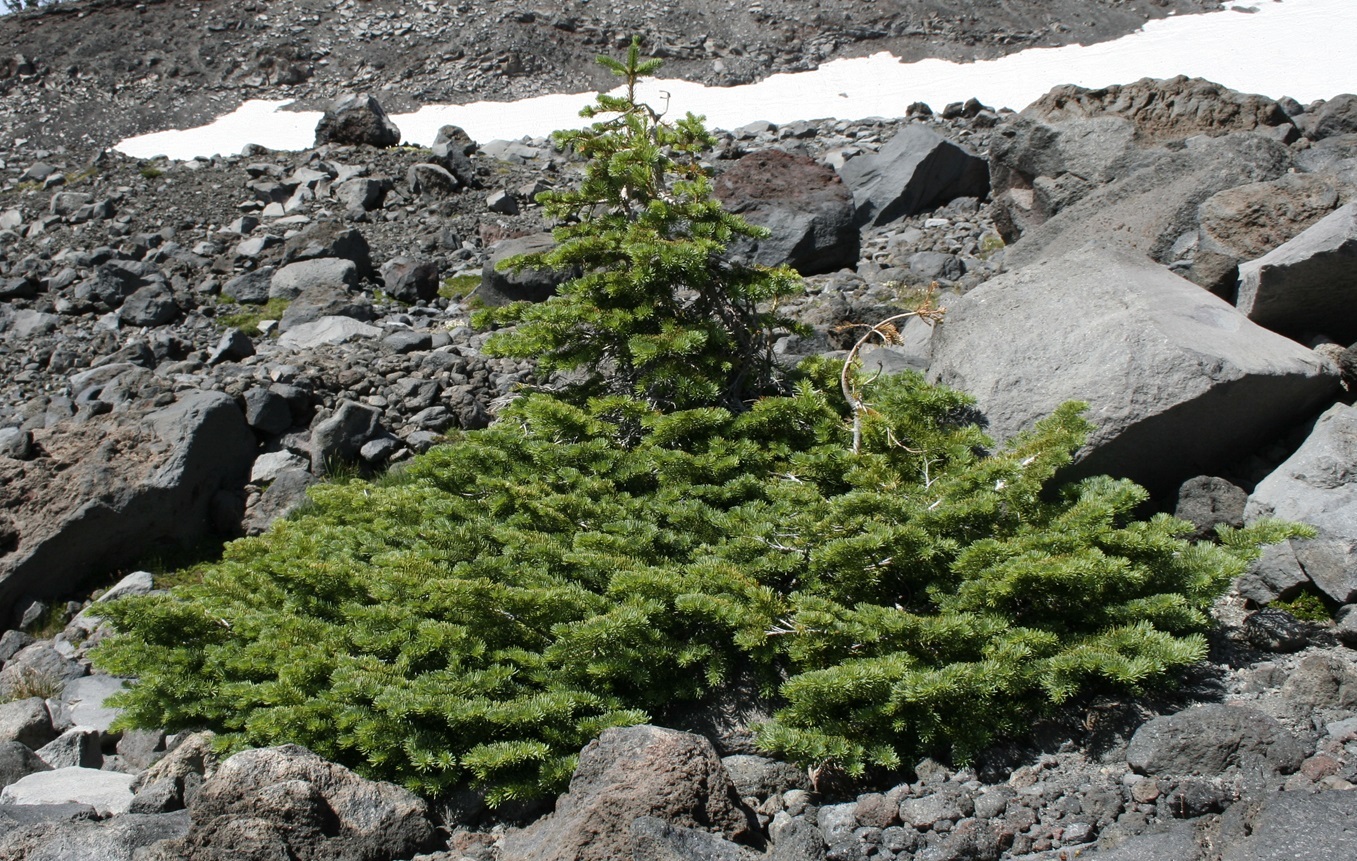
[
  {"xmin": 92, "ymin": 366, "xmax": 1301, "ymax": 802},
  {"xmin": 218, "ymin": 297, "xmax": 290, "ymax": 336},
  {"xmin": 474, "ymin": 39, "xmax": 802, "ymax": 410},
  {"xmin": 140, "ymin": 167, "xmax": 164, "ymax": 180},
  {"xmin": 1270, "ymin": 590, "xmax": 1331, "ymax": 622},
  {"xmin": 439, "ymin": 273, "xmax": 481, "ymax": 301},
  {"xmin": 90, "ymin": 40, "xmax": 1305, "ymax": 807}
]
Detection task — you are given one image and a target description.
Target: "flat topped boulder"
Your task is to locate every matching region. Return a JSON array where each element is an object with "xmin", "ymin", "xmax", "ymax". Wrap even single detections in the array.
[
  {"xmin": 1236, "ymin": 202, "xmax": 1357, "ymax": 343},
  {"xmin": 314, "ymin": 94, "xmax": 401, "ymax": 148},
  {"xmin": 927, "ymin": 243, "xmax": 1336, "ymax": 492},
  {"xmin": 0, "ymin": 767, "xmax": 135, "ymax": 816}
]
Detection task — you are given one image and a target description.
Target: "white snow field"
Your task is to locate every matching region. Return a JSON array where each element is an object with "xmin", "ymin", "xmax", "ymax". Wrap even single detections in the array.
[{"xmin": 116, "ymin": 0, "xmax": 1357, "ymax": 161}]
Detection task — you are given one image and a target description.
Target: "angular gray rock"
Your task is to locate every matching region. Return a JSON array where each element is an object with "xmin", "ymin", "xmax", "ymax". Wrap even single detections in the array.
[
  {"xmin": 500, "ymin": 725, "xmax": 758, "ymax": 861},
  {"xmin": 1173, "ymin": 476, "xmax": 1248, "ymax": 541},
  {"xmin": 0, "ymin": 697, "xmax": 56, "ymax": 750},
  {"xmin": 431, "ymin": 124, "xmax": 477, "ymax": 186},
  {"xmin": 242, "ymin": 388, "xmax": 293, "ymax": 436},
  {"xmin": 277, "ymin": 316, "xmax": 383, "ymax": 350},
  {"xmin": 52, "ymin": 674, "xmax": 128, "ymax": 733},
  {"xmin": 277, "ymin": 286, "xmax": 374, "ymax": 333},
  {"xmin": 282, "ymin": 223, "xmax": 374, "ymax": 279},
  {"xmin": 311, "ymin": 401, "xmax": 382, "ymax": 471},
  {"xmin": 117, "ymin": 284, "xmax": 180, "ymax": 327},
  {"xmin": 838, "ymin": 125, "xmax": 989, "ymax": 227},
  {"xmin": 1235, "ymin": 540, "xmax": 1311, "ymax": 605},
  {"xmin": 0, "ymin": 391, "xmax": 255, "ymax": 621},
  {"xmin": 379, "ymin": 257, "xmax": 440, "ymax": 303},
  {"xmin": 0, "ymin": 810, "xmax": 191, "ymax": 861},
  {"xmin": 713, "ymin": 149, "xmax": 858, "ymax": 275},
  {"xmin": 407, "ymin": 162, "xmax": 459, "ymax": 197},
  {"xmin": 0, "ymin": 766, "xmax": 136, "ymax": 815},
  {"xmin": 1235, "ymin": 202, "xmax": 1357, "ymax": 342},
  {"xmin": 926, "ymin": 244, "xmax": 1336, "ymax": 492},
  {"xmin": 244, "ymin": 467, "xmax": 317, "ymax": 535},
  {"xmin": 221, "ymin": 269, "xmax": 274, "ymax": 305},
  {"xmin": 313, "ymin": 94, "xmax": 401, "ymax": 147},
  {"xmin": 1002, "ymin": 132, "xmax": 1293, "ymax": 269},
  {"xmin": 36, "ymin": 726, "xmax": 101, "ymax": 769},
  {"xmin": 0, "ymin": 739, "xmax": 50, "ymax": 789},
  {"xmin": 335, "ymin": 177, "xmax": 388, "ymax": 212},
  {"xmin": 1125, "ymin": 704, "xmax": 1305, "ymax": 778},
  {"xmin": 270, "ymin": 258, "xmax": 359, "ymax": 300},
  {"xmin": 1310, "ymin": 93, "xmax": 1357, "ymax": 140},
  {"xmin": 1246, "ymin": 403, "xmax": 1357, "ymax": 604},
  {"xmin": 989, "ymin": 115, "xmax": 1138, "ymax": 239},
  {"xmin": 478, "ymin": 232, "xmax": 572, "ymax": 306}
]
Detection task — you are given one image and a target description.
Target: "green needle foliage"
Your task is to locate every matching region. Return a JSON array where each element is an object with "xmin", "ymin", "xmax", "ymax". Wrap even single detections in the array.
[
  {"xmin": 474, "ymin": 39, "xmax": 802, "ymax": 410},
  {"xmin": 92, "ymin": 365, "xmax": 1304, "ymax": 801},
  {"xmin": 90, "ymin": 42, "xmax": 1309, "ymax": 804}
]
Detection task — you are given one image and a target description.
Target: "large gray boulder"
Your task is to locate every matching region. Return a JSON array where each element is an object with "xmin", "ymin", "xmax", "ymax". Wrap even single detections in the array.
[
  {"xmin": 145, "ymin": 744, "xmax": 438, "ymax": 861},
  {"xmin": 0, "ymin": 766, "xmax": 136, "ymax": 815},
  {"xmin": 927, "ymin": 244, "xmax": 1337, "ymax": 492},
  {"xmin": 714, "ymin": 149, "xmax": 858, "ymax": 275},
  {"xmin": 477, "ymin": 232, "xmax": 572, "ymax": 306},
  {"xmin": 1196, "ymin": 173, "xmax": 1353, "ymax": 262},
  {"xmin": 1247, "ymin": 403, "xmax": 1357, "ymax": 604},
  {"xmin": 500, "ymin": 725, "xmax": 758, "ymax": 861},
  {"xmin": 0, "ymin": 391, "xmax": 255, "ymax": 622},
  {"xmin": 838, "ymin": 125, "xmax": 989, "ymax": 228},
  {"xmin": 0, "ymin": 810, "xmax": 190, "ymax": 861},
  {"xmin": 1000, "ymin": 132, "xmax": 1293, "ymax": 269},
  {"xmin": 1021, "ymin": 77, "xmax": 1297, "ymax": 143},
  {"xmin": 313, "ymin": 94, "xmax": 401, "ymax": 148},
  {"xmin": 270, "ymin": 258, "xmax": 359, "ymax": 301},
  {"xmin": 1219, "ymin": 791, "xmax": 1357, "ymax": 861},
  {"xmin": 989, "ymin": 115, "xmax": 1139, "ymax": 239},
  {"xmin": 282, "ymin": 223, "xmax": 374, "ymax": 279},
  {"xmin": 1126, "ymin": 704, "xmax": 1306, "ymax": 778},
  {"xmin": 277, "ymin": 285, "xmax": 375, "ymax": 333},
  {"xmin": 1235, "ymin": 202, "xmax": 1357, "ymax": 343}
]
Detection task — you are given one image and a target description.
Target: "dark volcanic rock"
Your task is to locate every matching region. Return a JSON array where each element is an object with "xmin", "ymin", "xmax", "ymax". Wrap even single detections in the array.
[
  {"xmin": 838, "ymin": 125, "xmax": 989, "ymax": 227},
  {"xmin": 0, "ymin": 391, "xmax": 255, "ymax": 622},
  {"xmin": 714, "ymin": 149, "xmax": 858, "ymax": 275},
  {"xmin": 477, "ymin": 233, "xmax": 571, "ymax": 306},
  {"xmin": 141, "ymin": 744, "xmax": 437, "ymax": 861},
  {"xmin": 1126, "ymin": 704, "xmax": 1306, "ymax": 778},
  {"xmin": 1022, "ymin": 76, "xmax": 1298, "ymax": 143},
  {"xmin": 313, "ymin": 94, "xmax": 402, "ymax": 148},
  {"xmin": 500, "ymin": 725, "xmax": 759, "ymax": 861}
]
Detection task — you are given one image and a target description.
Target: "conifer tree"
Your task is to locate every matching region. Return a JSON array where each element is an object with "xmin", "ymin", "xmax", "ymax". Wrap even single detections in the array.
[{"xmin": 475, "ymin": 39, "xmax": 802, "ymax": 410}]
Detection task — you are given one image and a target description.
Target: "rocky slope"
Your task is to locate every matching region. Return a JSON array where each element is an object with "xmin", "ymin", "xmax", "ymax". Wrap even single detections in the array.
[
  {"xmin": 0, "ymin": 0, "xmax": 1223, "ymax": 149},
  {"xmin": 2, "ymin": 1, "xmax": 1357, "ymax": 860}
]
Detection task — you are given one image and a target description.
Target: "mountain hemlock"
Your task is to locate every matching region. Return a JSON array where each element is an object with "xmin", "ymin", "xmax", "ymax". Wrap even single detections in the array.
[
  {"xmin": 473, "ymin": 38, "xmax": 802, "ymax": 411},
  {"xmin": 92, "ymin": 45, "xmax": 1307, "ymax": 806}
]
